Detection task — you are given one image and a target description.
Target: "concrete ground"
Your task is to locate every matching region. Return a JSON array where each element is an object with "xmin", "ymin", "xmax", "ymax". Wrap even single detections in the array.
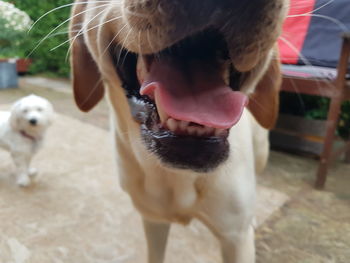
[{"xmin": 0, "ymin": 77, "xmax": 349, "ymax": 263}]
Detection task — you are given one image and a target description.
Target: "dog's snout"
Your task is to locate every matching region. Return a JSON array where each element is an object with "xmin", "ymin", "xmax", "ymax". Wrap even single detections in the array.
[{"xmin": 29, "ymin": 118, "xmax": 37, "ymax": 126}]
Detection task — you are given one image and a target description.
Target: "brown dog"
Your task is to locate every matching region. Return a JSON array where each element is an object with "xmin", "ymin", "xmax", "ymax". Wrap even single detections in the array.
[{"xmin": 69, "ymin": 1, "xmax": 287, "ymax": 262}]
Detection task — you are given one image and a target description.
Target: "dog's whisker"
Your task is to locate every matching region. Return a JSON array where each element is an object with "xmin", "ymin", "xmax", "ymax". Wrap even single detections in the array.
[
  {"xmin": 66, "ymin": 7, "xmax": 112, "ymax": 62},
  {"xmin": 99, "ymin": 24, "xmax": 128, "ymax": 62},
  {"xmin": 124, "ymin": 8, "xmax": 149, "ymax": 19},
  {"xmin": 117, "ymin": 28, "xmax": 133, "ymax": 66},
  {"xmin": 72, "ymin": 6, "xmax": 109, "ymax": 40},
  {"xmin": 248, "ymin": 97, "xmax": 270, "ymax": 112},
  {"xmin": 146, "ymin": 29, "xmax": 156, "ymax": 55},
  {"xmin": 47, "ymin": 30, "xmax": 79, "ymax": 39},
  {"xmin": 277, "ymin": 35, "xmax": 314, "ymax": 106},
  {"xmin": 285, "ymin": 1, "xmax": 348, "ymax": 34},
  {"xmin": 257, "ymin": 41, "xmax": 262, "ymax": 67},
  {"xmin": 278, "ymin": 33, "xmax": 335, "ymax": 114},
  {"xmin": 27, "ymin": 3, "xmax": 111, "ymax": 58},
  {"xmin": 29, "ymin": 1, "xmax": 112, "ymax": 32},
  {"xmin": 77, "ymin": 78, "xmax": 104, "ymax": 110},
  {"xmin": 52, "ymin": 15, "xmax": 123, "ymax": 52},
  {"xmin": 278, "ymin": 35, "xmax": 315, "ymax": 70},
  {"xmin": 157, "ymin": 2, "xmax": 167, "ymax": 16},
  {"xmin": 278, "ymin": 35, "xmax": 335, "ymax": 97},
  {"xmin": 286, "ymin": 0, "xmax": 335, "ymax": 17},
  {"xmin": 138, "ymin": 31, "xmax": 143, "ymax": 55},
  {"xmin": 305, "ymin": 14, "xmax": 348, "ymax": 32},
  {"xmin": 121, "ymin": 49, "xmax": 131, "ymax": 67},
  {"xmin": 285, "ymin": 0, "xmax": 317, "ymax": 9},
  {"xmin": 287, "ymin": 13, "xmax": 348, "ymax": 32}
]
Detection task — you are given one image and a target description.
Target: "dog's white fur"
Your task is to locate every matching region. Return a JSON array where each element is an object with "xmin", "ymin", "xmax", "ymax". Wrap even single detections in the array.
[{"xmin": 0, "ymin": 95, "xmax": 54, "ymax": 186}]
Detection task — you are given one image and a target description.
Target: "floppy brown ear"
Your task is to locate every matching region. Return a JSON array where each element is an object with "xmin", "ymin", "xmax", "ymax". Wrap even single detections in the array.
[
  {"xmin": 248, "ymin": 56, "xmax": 281, "ymax": 130},
  {"xmin": 69, "ymin": 1, "xmax": 104, "ymax": 112}
]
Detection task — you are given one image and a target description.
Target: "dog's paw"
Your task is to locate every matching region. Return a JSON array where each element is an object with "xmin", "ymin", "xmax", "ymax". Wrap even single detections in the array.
[
  {"xmin": 251, "ymin": 217, "xmax": 257, "ymax": 230},
  {"xmin": 28, "ymin": 168, "xmax": 38, "ymax": 178},
  {"xmin": 16, "ymin": 176, "xmax": 31, "ymax": 187}
]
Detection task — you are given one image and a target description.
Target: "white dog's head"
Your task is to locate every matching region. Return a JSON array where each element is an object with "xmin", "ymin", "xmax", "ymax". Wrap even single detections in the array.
[{"xmin": 10, "ymin": 95, "xmax": 54, "ymax": 137}]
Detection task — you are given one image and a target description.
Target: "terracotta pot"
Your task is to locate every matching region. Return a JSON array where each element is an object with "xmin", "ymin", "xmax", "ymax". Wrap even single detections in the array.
[{"xmin": 16, "ymin": 58, "xmax": 32, "ymax": 73}]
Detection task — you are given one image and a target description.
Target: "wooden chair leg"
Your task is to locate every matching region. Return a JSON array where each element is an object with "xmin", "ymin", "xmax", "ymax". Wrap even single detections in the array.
[
  {"xmin": 345, "ymin": 144, "xmax": 350, "ymax": 163},
  {"xmin": 315, "ymin": 96, "xmax": 343, "ymax": 189},
  {"xmin": 316, "ymin": 148, "xmax": 334, "ymax": 189}
]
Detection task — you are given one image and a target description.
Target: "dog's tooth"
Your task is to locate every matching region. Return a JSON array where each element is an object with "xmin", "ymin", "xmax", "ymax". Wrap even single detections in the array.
[
  {"xmin": 155, "ymin": 96, "xmax": 169, "ymax": 123},
  {"xmin": 214, "ymin": 128, "xmax": 226, "ymax": 137},
  {"xmin": 136, "ymin": 56, "xmax": 148, "ymax": 83},
  {"xmin": 205, "ymin": 127, "xmax": 215, "ymax": 136},
  {"xmin": 196, "ymin": 128, "xmax": 206, "ymax": 136},
  {"xmin": 167, "ymin": 118, "xmax": 178, "ymax": 131},
  {"xmin": 179, "ymin": 120, "xmax": 189, "ymax": 131},
  {"xmin": 158, "ymin": 108, "xmax": 169, "ymax": 124},
  {"xmin": 187, "ymin": 126, "xmax": 196, "ymax": 135},
  {"xmin": 223, "ymin": 65, "xmax": 230, "ymax": 86}
]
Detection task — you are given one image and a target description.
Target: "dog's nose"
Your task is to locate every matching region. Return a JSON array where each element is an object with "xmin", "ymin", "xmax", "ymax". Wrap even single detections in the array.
[{"xmin": 29, "ymin": 119, "xmax": 37, "ymax": 125}]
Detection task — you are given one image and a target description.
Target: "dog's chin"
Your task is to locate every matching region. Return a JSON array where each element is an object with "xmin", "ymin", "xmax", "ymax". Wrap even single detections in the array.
[
  {"xmin": 127, "ymin": 96, "xmax": 229, "ymax": 172},
  {"xmin": 142, "ymin": 128, "xmax": 229, "ymax": 172}
]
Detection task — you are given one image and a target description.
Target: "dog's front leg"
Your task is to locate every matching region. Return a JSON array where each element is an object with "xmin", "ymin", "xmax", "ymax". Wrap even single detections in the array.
[
  {"xmin": 143, "ymin": 219, "xmax": 171, "ymax": 263},
  {"xmin": 198, "ymin": 183, "xmax": 256, "ymax": 263},
  {"xmin": 11, "ymin": 152, "xmax": 32, "ymax": 187},
  {"xmin": 219, "ymin": 224, "xmax": 255, "ymax": 263}
]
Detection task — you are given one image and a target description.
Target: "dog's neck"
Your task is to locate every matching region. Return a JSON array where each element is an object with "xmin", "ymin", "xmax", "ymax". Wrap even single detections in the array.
[{"xmin": 19, "ymin": 130, "xmax": 40, "ymax": 142}]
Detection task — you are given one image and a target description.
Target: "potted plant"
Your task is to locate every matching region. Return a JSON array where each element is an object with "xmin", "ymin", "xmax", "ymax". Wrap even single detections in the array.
[{"xmin": 0, "ymin": 0, "xmax": 33, "ymax": 87}]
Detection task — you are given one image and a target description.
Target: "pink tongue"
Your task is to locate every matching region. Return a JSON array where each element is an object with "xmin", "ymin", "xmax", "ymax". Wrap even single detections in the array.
[{"xmin": 140, "ymin": 59, "xmax": 248, "ymax": 129}]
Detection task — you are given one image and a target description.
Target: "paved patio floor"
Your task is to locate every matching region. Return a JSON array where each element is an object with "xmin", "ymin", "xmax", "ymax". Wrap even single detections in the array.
[{"xmin": 0, "ymin": 77, "xmax": 349, "ymax": 263}]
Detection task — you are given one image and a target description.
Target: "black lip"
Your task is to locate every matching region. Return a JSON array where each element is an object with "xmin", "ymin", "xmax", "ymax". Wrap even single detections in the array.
[
  {"xmin": 127, "ymin": 96, "xmax": 230, "ymax": 172},
  {"xmin": 141, "ymin": 126, "xmax": 229, "ymax": 172}
]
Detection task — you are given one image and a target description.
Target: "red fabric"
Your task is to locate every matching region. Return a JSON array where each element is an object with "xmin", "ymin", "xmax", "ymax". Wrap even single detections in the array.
[{"xmin": 278, "ymin": 0, "xmax": 316, "ymax": 64}]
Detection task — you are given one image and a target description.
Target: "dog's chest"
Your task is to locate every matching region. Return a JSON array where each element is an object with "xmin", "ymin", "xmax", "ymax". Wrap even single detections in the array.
[{"xmin": 126, "ymin": 172, "xmax": 202, "ymax": 224}]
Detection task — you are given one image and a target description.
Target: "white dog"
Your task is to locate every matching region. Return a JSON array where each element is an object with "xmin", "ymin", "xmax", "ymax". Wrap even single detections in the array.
[{"xmin": 0, "ymin": 95, "xmax": 54, "ymax": 186}]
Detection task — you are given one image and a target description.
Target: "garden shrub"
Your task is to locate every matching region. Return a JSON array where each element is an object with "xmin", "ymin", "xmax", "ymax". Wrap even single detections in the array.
[
  {"xmin": 280, "ymin": 93, "xmax": 350, "ymax": 140},
  {"xmin": 5, "ymin": 0, "xmax": 73, "ymax": 77},
  {"xmin": 0, "ymin": 1, "xmax": 32, "ymax": 58},
  {"xmin": 305, "ymin": 98, "xmax": 350, "ymax": 140}
]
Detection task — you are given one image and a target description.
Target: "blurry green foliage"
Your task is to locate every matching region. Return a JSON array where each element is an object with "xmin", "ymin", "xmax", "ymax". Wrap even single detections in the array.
[
  {"xmin": 0, "ymin": 17, "xmax": 29, "ymax": 58},
  {"xmin": 5, "ymin": 0, "xmax": 73, "ymax": 77},
  {"xmin": 305, "ymin": 99, "xmax": 350, "ymax": 140},
  {"xmin": 338, "ymin": 102, "xmax": 350, "ymax": 139},
  {"xmin": 0, "ymin": 1, "xmax": 32, "ymax": 58},
  {"xmin": 280, "ymin": 93, "xmax": 350, "ymax": 139}
]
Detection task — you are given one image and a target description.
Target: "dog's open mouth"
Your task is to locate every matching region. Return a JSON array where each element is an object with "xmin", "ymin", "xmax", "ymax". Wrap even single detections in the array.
[{"xmin": 112, "ymin": 30, "xmax": 248, "ymax": 171}]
